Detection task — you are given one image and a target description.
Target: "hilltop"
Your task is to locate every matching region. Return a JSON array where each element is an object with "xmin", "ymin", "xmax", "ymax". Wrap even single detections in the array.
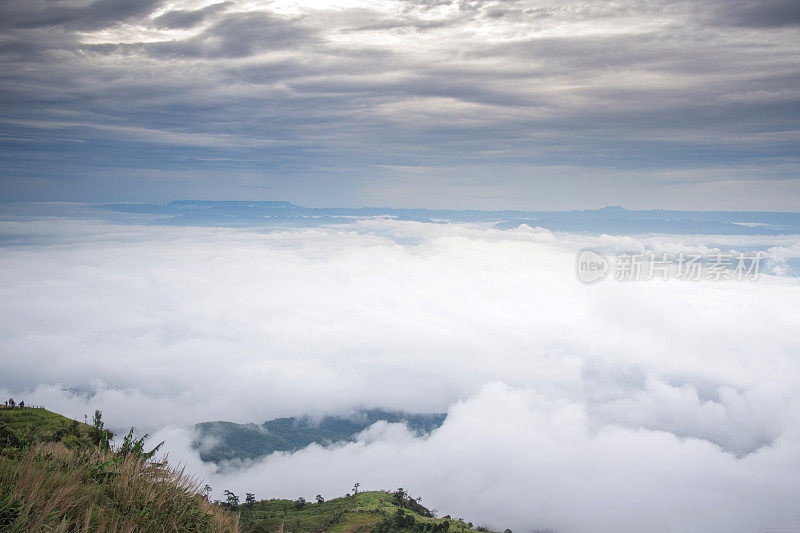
[
  {"xmin": 0, "ymin": 405, "xmax": 84, "ymax": 434},
  {"xmin": 237, "ymin": 489, "xmax": 502, "ymax": 533},
  {"xmin": 0, "ymin": 405, "xmax": 96, "ymax": 450}
]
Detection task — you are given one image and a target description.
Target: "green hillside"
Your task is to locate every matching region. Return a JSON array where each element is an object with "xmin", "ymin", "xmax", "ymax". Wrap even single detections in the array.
[
  {"xmin": 0, "ymin": 406, "xmax": 83, "ymax": 433},
  {"xmin": 0, "ymin": 406, "xmax": 97, "ymax": 450},
  {"xmin": 236, "ymin": 489, "xmax": 502, "ymax": 533},
  {"xmin": 1, "ymin": 407, "xmax": 505, "ymax": 533},
  {"xmin": 1, "ymin": 406, "xmax": 239, "ymax": 532},
  {"xmin": 195, "ymin": 409, "xmax": 446, "ymax": 464}
]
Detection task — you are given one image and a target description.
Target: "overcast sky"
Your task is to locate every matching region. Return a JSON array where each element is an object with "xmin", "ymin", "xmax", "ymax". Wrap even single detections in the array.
[{"xmin": 0, "ymin": 0, "xmax": 798, "ymax": 208}]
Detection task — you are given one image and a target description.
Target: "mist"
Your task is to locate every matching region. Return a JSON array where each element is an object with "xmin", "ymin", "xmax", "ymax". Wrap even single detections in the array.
[{"xmin": 2, "ymin": 211, "xmax": 800, "ymax": 532}]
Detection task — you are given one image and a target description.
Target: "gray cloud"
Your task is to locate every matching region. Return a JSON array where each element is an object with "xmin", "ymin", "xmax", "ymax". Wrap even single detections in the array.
[
  {"xmin": 0, "ymin": 0, "xmax": 163, "ymax": 31},
  {"xmin": 718, "ymin": 0, "xmax": 800, "ymax": 28},
  {"xmin": 151, "ymin": 2, "xmax": 231, "ymax": 30},
  {"xmin": 0, "ymin": 0, "xmax": 798, "ymax": 205},
  {"xmin": 141, "ymin": 11, "xmax": 320, "ymax": 58}
]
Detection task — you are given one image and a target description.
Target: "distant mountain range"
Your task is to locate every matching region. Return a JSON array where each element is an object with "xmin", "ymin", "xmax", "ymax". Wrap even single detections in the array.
[
  {"xmin": 193, "ymin": 409, "xmax": 446, "ymax": 464},
  {"xmin": 104, "ymin": 201, "xmax": 800, "ymax": 234}
]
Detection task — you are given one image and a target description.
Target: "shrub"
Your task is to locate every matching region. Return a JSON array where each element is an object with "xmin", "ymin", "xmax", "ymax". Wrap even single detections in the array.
[{"xmin": 0, "ymin": 442, "xmax": 240, "ymax": 532}]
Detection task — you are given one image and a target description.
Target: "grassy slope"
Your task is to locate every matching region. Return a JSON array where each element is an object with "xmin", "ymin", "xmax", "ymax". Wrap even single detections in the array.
[
  {"xmin": 240, "ymin": 491, "xmax": 501, "ymax": 533},
  {"xmin": 0, "ymin": 406, "xmax": 84, "ymax": 433},
  {"xmin": 0, "ymin": 407, "xmax": 240, "ymax": 532},
  {"xmin": 0, "ymin": 406, "xmax": 98, "ymax": 451}
]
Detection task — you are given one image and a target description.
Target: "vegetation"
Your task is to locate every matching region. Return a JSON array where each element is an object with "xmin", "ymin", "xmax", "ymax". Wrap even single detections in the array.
[
  {"xmin": 1, "ymin": 407, "xmax": 504, "ymax": 533},
  {"xmin": 233, "ymin": 488, "xmax": 501, "ymax": 533},
  {"xmin": 0, "ymin": 407, "xmax": 239, "ymax": 532},
  {"xmin": 195, "ymin": 409, "xmax": 446, "ymax": 464}
]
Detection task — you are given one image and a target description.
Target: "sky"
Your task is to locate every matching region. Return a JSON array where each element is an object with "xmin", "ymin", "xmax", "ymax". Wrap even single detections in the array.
[
  {"xmin": 0, "ymin": 0, "xmax": 799, "ymax": 209},
  {"xmin": 2, "ymin": 206, "xmax": 800, "ymax": 531}
]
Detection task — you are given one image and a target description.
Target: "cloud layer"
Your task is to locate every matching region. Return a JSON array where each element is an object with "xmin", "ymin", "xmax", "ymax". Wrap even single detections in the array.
[
  {"xmin": 1, "ymin": 0, "xmax": 799, "ymax": 207},
  {"xmin": 2, "ymin": 210, "xmax": 800, "ymax": 531}
]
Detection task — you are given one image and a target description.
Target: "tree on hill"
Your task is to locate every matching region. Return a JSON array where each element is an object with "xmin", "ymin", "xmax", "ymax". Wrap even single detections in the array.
[
  {"xmin": 391, "ymin": 488, "xmax": 435, "ymax": 518},
  {"xmin": 223, "ymin": 490, "xmax": 239, "ymax": 508},
  {"xmin": 89, "ymin": 410, "xmax": 113, "ymax": 448}
]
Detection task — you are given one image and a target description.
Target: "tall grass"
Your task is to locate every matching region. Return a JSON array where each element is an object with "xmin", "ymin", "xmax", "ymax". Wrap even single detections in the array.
[{"xmin": 0, "ymin": 442, "xmax": 239, "ymax": 532}]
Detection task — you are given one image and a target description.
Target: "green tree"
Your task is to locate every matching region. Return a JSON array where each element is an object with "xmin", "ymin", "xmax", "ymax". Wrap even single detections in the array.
[
  {"xmin": 117, "ymin": 427, "xmax": 163, "ymax": 461},
  {"xmin": 393, "ymin": 487, "xmax": 406, "ymax": 506},
  {"xmin": 223, "ymin": 490, "xmax": 239, "ymax": 508},
  {"xmin": 89, "ymin": 410, "xmax": 113, "ymax": 448}
]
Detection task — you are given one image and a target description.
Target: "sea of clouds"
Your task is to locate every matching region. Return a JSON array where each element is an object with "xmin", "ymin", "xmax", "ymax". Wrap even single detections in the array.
[{"xmin": 2, "ymin": 208, "xmax": 800, "ymax": 532}]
